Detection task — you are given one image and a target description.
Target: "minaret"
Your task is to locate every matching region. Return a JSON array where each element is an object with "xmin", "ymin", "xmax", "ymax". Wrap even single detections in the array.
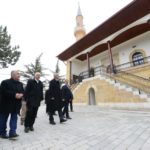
[{"xmin": 74, "ymin": 3, "xmax": 86, "ymax": 41}]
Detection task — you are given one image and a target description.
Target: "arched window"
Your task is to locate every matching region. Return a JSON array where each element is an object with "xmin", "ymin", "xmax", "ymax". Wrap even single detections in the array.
[{"xmin": 132, "ymin": 52, "xmax": 144, "ymax": 66}]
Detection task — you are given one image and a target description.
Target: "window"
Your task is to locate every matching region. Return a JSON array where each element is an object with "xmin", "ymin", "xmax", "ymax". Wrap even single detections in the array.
[{"xmin": 132, "ymin": 52, "xmax": 144, "ymax": 66}]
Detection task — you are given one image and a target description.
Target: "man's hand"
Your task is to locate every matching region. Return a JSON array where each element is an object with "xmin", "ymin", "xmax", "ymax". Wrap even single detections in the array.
[
  {"xmin": 15, "ymin": 93, "xmax": 23, "ymax": 99},
  {"xmin": 51, "ymin": 97, "xmax": 55, "ymax": 100}
]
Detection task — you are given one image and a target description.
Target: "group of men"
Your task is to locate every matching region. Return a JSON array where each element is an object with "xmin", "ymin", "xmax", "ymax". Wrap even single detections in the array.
[{"xmin": 0, "ymin": 70, "xmax": 73, "ymax": 140}]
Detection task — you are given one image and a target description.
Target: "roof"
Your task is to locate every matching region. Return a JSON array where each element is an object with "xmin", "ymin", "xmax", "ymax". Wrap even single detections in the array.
[{"xmin": 57, "ymin": 0, "xmax": 150, "ymax": 61}]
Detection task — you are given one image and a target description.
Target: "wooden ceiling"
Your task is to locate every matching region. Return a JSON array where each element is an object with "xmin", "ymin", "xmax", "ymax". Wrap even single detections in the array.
[{"xmin": 77, "ymin": 22, "xmax": 150, "ymax": 61}]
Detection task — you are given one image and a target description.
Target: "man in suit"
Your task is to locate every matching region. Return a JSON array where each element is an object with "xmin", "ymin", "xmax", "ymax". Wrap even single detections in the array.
[
  {"xmin": 0, "ymin": 70, "xmax": 24, "ymax": 139},
  {"xmin": 48, "ymin": 73, "xmax": 66, "ymax": 125},
  {"xmin": 62, "ymin": 79, "xmax": 73, "ymax": 119},
  {"xmin": 24, "ymin": 72, "xmax": 43, "ymax": 133}
]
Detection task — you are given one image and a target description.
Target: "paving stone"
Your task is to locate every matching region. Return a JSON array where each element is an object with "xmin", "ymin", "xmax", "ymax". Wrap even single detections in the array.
[{"xmin": 1, "ymin": 105, "xmax": 150, "ymax": 150}]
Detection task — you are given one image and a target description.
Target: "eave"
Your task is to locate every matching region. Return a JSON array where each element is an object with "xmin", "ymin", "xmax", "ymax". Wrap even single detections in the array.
[{"xmin": 57, "ymin": 0, "xmax": 150, "ymax": 61}]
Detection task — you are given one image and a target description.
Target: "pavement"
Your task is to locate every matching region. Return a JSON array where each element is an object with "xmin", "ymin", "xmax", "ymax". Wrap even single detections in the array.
[{"xmin": 1, "ymin": 104, "xmax": 150, "ymax": 150}]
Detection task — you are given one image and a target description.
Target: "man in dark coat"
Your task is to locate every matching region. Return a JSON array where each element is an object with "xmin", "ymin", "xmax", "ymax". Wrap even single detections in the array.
[
  {"xmin": 62, "ymin": 79, "xmax": 73, "ymax": 119},
  {"xmin": 47, "ymin": 73, "xmax": 66, "ymax": 125},
  {"xmin": 24, "ymin": 72, "xmax": 43, "ymax": 133},
  {"xmin": 0, "ymin": 85, "xmax": 1, "ymax": 105},
  {"xmin": 0, "ymin": 70, "xmax": 24, "ymax": 139}
]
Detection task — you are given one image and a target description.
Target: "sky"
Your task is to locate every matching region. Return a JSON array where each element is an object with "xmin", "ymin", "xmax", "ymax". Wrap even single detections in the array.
[{"xmin": 0, "ymin": 0, "xmax": 133, "ymax": 81}]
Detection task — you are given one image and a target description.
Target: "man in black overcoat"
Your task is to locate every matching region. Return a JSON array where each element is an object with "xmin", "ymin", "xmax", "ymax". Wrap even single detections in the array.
[
  {"xmin": 24, "ymin": 72, "xmax": 43, "ymax": 133},
  {"xmin": 47, "ymin": 73, "xmax": 66, "ymax": 125},
  {"xmin": 0, "ymin": 70, "xmax": 24, "ymax": 139},
  {"xmin": 0, "ymin": 85, "xmax": 1, "ymax": 105},
  {"xmin": 62, "ymin": 79, "xmax": 73, "ymax": 119}
]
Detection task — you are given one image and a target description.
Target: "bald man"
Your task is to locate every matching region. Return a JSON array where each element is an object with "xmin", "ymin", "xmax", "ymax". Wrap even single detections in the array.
[
  {"xmin": 24, "ymin": 72, "xmax": 43, "ymax": 133},
  {"xmin": 0, "ymin": 70, "xmax": 24, "ymax": 139}
]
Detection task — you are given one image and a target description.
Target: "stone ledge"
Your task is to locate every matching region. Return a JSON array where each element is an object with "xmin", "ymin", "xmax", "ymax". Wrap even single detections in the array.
[{"xmin": 74, "ymin": 102, "xmax": 150, "ymax": 111}]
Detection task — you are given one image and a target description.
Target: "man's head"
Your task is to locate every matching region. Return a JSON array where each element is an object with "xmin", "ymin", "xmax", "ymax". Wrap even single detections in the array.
[
  {"xmin": 11, "ymin": 70, "xmax": 20, "ymax": 81},
  {"xmin": 53, "ymin": 73, "xmax": 59, "ymax": 81},
  {"xmin": 64, "ymin": 79, "xmax": 68, "ymax": 85},
  {"xmin": 34, "ymin": 72, "xmax": 41, "ymax": 81}
]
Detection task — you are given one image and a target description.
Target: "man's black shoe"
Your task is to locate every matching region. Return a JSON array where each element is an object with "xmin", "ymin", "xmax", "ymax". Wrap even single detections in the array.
[
  {"xmin": 29, "ymin": 126, "xmax": 34, "ymax": 131},
  {"xmin": 9, "ymin": 134, "xmax": 19, "ymax": 140},
  {"xmin": 60, "ymin": 118, "xmax": 67, "ymax": 123},
  {"xmin": 24, "ymin": 127, "xmax": 30, "ymax": 133},
  {"xmin": 50, "ymin": 121, "xmax": 56, "ymax": 125},
  {"xmin": 0, "ymin": 134, "xmax": 9, "ymax": 139},
  {"xmin": 66, "ymin": 116, "xmax": 72, "ymax": 119}
]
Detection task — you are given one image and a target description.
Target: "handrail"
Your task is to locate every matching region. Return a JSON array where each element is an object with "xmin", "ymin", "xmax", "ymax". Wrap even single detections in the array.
[
  {"xmin": 112, "ymin": 74, "xmax": 149, "ymax": 94},
  {"xmin": 117, "ymin": 70, "xmax": 149, "ymax": 82}
]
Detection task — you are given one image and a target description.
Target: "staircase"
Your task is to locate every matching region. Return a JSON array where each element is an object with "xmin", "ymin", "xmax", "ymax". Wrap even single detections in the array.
[
  {"xmin": 112, "ymin": 71, "xmax": 150, "ymax": 94},
  {"xmin": 126, "ymin": 64, "xmax": 150, "ymax": 79},
  {"xmin": 70, "ymin": 83, "xmax": 79, "ymax": 91},
  {"xmin": 72, "ymin": 75, "xmax": 149, "ymax": 104}
]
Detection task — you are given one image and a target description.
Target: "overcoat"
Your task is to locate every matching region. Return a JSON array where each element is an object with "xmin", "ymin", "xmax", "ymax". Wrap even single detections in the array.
[
  {"xmin": 0, "ymin": 78, "xmax": 24, "ymax": 114},
  {"xmin": 45, "ymin": 79, "xmax": 62, "ymax": 113},
  {"xmin": 25, "ymin": 79, "xmax": 43, "ymax": 107},
  {"xmin": 0, "ymin": 85, "xmax": 1, "ymax": 104},
  {"xmin": 61, "ymin": 85, "xmax": 73, "ymax": 102}
]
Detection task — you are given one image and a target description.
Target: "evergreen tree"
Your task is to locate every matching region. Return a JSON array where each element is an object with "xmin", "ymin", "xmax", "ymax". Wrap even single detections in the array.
[
  {"xmin": 0, "ymin": 26, "xmax": 20, "ymax": 68},
  {"xmin": 21, "ymin": 53, "xmax": 47, "ymax": 81}
]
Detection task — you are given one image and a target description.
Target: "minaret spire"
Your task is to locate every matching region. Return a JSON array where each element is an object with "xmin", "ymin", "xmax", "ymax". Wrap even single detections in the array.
[
  {"xmin": 77, "ymin": 2, "xmax": 82, "ymax": 16},
  {"xmin": 74, "ymin": 2, "xmax": 86, "ymax": 41}
]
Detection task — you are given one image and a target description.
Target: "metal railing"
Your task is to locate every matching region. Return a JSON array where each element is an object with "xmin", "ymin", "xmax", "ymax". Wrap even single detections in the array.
[{"xmin": 115, "ymin": 56, "xmax": 150, "ymax": 71}]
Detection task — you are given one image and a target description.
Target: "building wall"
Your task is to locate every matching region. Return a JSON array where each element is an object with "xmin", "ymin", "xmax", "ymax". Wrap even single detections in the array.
[
  {"xmin": 118, "ymin": 32, "xmax": 150, "ymax": 64},
  {"xmin": 71, "ymin": 32, "xmax": 150, "ymax": 76},
  {"xmin": 72, "ymin": 54, "xmax": 104, "ymax": 75},
  {"xmin": 72, "ymin": 60, "xmax": 84, "ymax": 76},
  {"xmin": 73, "ymin": 77, "xmax": 147, "ymax": 104}
]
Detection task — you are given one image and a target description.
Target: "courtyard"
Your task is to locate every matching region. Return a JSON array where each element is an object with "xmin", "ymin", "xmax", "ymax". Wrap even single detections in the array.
[{"xmin": 0, "ymin": 105, "xmax": 150, "ymax": 150}]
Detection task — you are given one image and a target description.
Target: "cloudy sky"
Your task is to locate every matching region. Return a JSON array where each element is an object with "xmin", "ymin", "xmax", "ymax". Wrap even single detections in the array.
[{"xmin": 0, "ymin": 0, "xmax": 133, "ymax": 81}]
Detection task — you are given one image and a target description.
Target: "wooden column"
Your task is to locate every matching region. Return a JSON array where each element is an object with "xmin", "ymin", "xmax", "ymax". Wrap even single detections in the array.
[
  {"xmin": 107, "ymin": 41, "xmax": 114, "ymax": 73},
  {"xmin": 86, "ymin": 52, "xmax": 90, "ymax": 77},
  {"xmin": 69, "ymin": 61, "xmax": 72, "ymax": 85}
]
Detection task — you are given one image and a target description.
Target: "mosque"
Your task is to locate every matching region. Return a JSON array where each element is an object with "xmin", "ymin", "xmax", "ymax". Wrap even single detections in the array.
[{"xmin": 57, "ymin": 0, "xmax": 150, "ymax": 109}]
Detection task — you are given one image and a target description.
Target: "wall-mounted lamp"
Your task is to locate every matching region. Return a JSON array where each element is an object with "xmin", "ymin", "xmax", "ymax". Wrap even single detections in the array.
[{"xmin": 132, "ymin": 45, "xmax": 136, "ymax": 48}]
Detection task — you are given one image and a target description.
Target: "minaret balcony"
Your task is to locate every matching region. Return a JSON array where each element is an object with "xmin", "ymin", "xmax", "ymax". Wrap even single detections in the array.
[{"xmin": 74, "ymin": 26, "xmax": 86, "ymax": 34}]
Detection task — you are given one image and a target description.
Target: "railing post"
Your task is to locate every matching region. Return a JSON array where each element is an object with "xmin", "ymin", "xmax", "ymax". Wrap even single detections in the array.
[{"xmin": 138, "ymin": 89, "xmax": 141, "ymax": 95}]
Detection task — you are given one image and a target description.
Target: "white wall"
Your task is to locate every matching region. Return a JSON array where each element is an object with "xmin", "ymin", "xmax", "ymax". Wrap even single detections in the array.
[
  {"xmin": 72, "ymin": 54, "xmax": 102, "ymax": 75},
  {"xmin": 118, "ymin": 32, "xmax": 150, "ymax": 64},
  {"xmin": 72, "ymin": 60, "xmax": 84, "ymax": 75}
]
